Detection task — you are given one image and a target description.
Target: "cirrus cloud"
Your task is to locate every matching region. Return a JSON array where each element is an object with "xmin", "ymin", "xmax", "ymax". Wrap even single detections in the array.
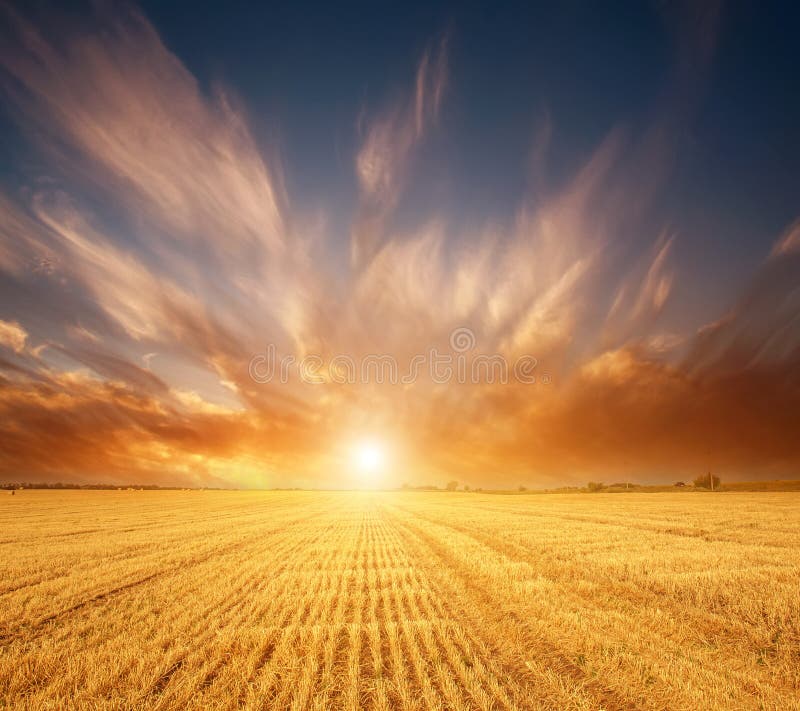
[{"xmin": 0, "ymin": 2, "xmax": 797, "ymax": 488}]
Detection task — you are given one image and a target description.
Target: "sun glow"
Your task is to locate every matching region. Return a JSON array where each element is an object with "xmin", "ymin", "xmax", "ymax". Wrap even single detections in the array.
[{"xmin": 352, "ymin": 439, "xmax": 387, "ymax": 486}]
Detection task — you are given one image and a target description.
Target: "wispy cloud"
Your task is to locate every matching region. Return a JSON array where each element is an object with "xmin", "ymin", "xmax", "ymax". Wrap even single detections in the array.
[
  {"xmin": 0, "ymin": 3, "xmax": 797, "ymax": 487},
  {"xmin": 352, "ymin": 34, "xmax": 448, "ymax": 265},
  {"xmin": 0, "ymin": 320, "xmax": 27, "ymax": 353}
]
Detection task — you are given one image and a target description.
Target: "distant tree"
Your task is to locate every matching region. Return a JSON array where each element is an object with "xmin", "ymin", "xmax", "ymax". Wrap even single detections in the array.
[
  {"xmin": 463, "ymin": 484, "xmax": 471, "ymax": 492},
  {"xmin": 445, "ymin": 480, "xmax": 459, "ymax": 491},
  {"xmin": 587, "ymin": 481, "xmax": 606, "ymax": 492},
  {"xmin": 693, "ymin": 473, "xmax": 721, "ymax": 490},
  {"xmin": 518, "ymin": 485, "xmax": 527, "ymax": 492}
]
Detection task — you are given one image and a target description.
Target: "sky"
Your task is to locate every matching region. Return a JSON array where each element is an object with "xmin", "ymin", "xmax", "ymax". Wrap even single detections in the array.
[{"xmin": 0, "ymin": 0, "xmax": 798, "ymax": 488}]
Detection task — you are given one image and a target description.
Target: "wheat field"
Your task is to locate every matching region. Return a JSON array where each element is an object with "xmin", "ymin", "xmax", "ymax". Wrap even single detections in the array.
[{"xmin": 1, "ymin": 491, "xmax": 798, "ymax": 710}]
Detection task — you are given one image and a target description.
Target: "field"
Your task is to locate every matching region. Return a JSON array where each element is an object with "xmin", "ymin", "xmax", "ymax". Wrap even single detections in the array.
[{"xmin": 1, "ymin": 491, "xmax": 798, "ymax": 710}]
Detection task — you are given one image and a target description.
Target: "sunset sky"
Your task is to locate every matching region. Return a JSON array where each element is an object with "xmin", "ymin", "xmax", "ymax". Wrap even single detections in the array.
[{"xmin": 1, "ymin": 1, "xmax": 798, "ymax": 488}]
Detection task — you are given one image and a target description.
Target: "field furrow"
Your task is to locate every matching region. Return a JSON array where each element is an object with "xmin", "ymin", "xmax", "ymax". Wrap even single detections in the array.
[{"xmin": 1, "ymin": 490, "xmax": 798, "ymax": 710}]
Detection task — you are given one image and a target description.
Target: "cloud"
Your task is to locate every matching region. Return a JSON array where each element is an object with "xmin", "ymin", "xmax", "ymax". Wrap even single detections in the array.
[
  {"xmin": 0, "ymin": 3, "xmax": 797, "ymax": 488},
  {"xmin": 0, "ymin": 320, "xmax": 27, "ymax": 353},
  {"xmin": 352, "ymin": 34, "xmax": 448, "ymax": 265},
  {"xmin": 1, "ymin": 4, "xmax": 285, "ymax": 256},
  {"xmin": 770, "ymin": 217, "xmax": 800, "ymax": 258},
  {"xmin": 685, "ymin": 220, "xmax": 800, "ymax": 376}
]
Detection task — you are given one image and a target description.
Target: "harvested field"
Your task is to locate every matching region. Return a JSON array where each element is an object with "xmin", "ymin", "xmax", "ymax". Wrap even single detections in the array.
[{"xmin": 1, "ymin": 490, "xmax": 798, "ymax": 710}]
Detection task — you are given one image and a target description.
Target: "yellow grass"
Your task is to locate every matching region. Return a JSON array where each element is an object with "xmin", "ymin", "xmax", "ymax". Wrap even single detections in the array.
[{"xmin": 1, "ymin": 490, "xmax": 798, "ymax": 710}]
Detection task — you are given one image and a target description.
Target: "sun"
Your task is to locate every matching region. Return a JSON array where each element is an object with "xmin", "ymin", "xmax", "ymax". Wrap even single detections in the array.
[
  {"xmin": 356, "ymin": 443, "xmax": 383, "ymax": 471},
  {"xmin": 352, "ymin": 439, "xmax": 387, "ymax": 485}
]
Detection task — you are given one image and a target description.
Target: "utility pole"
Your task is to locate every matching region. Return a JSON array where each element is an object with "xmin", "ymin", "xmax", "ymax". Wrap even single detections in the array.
[{"xmin": 707, "ymin": 449, "xmax": 714, "ymax": 491}]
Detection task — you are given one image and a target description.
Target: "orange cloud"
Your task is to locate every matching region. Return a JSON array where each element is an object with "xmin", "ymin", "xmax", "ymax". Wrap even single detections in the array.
[
  {"xmin": 0, "ymin": 3, "xmax": 797, "ymax": 488},
  {"xmin": 0, "ymin": 320, "xmax": 27, "ymax": 353}
]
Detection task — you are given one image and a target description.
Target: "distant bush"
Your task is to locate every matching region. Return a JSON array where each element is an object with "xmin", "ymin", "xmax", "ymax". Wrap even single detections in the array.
[
  {"xmin": 587, "ymin": 481, "xmax": 606, "ymax": 492},
  {"xmin": 693, "ymin": 473, "xmax": 721, "ymax": 489},
  {"xmin": 518, "ymin": 485, "xmax": 527, "ymax": 492},
  {"xmin": 445, "ymin": 480, "xmax": 459, "ymax": 492}
]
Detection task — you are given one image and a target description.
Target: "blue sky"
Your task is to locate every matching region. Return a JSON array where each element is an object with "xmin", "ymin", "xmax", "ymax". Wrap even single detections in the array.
[{"xmin": 140, "ymin": 2, "xmax": 798, "ymax": 255}]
